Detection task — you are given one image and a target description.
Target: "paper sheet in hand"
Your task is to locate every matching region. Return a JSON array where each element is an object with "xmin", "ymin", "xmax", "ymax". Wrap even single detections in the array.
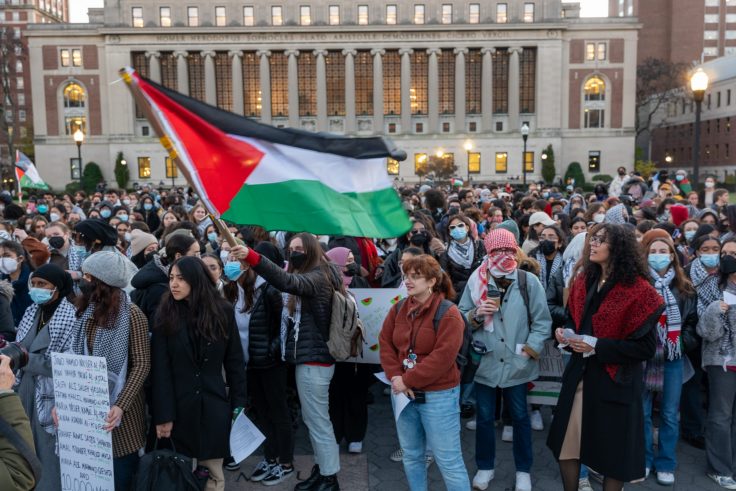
[
  {"xmin": 725, "ymin": 291, "xmax": 736, "ymax": 306},
  {"xmin": 230, "ymin": 412, "xmax": 266, "ymax": 464},
  {"xmin": 375, "ymin": 372, "xmax": 412, "ymax": 422}
]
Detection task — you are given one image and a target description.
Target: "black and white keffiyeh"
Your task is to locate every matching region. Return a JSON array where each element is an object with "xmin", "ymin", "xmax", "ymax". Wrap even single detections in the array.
[
  {"xmin": 280, "ymin": 293, "xmax": 301, "ymax": 361},
  {"xmin": 690, "ymin": 257, "xmax": 721, "ymax": 316},
  {"xmin": 536, "ymin": 251, "xmax": 562, "ymax": 290},
  {"xmin": 447, "ymin": 240, "xmax": 475, "ymax": 269}
]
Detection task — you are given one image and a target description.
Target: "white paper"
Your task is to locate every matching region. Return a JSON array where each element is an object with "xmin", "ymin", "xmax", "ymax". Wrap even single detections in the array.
[
  {"xmin": 229, "ymin": 412, "xmax": 266, "ymax": 464},
  {"xmin": 375, "ymin": 372, "xmax": 412, "ymax": 422},
  {"xmin": 725, "ymin": 291, "xmax": 736, "ymax": 306}
]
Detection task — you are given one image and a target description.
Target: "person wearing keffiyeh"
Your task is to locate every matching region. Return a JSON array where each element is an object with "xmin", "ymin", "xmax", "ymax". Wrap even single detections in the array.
[
  {"xmin": 439, "ymin": 214, "xmax": 486, "ymax": 303},
  {"xmin": 639, "ymin": 230, "xmax": 699, "ymax": 486}
]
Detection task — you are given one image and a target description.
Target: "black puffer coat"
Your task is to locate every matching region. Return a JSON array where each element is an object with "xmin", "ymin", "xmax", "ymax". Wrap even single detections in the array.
[
  {"xmin": 545, "ymin": 267, "xmax": 567, "ymax": 328},
  {"xmin": 247, "ymin": 282, "xmax": 284, "ymax": 369},
  {"xmin": 253, "ymin": 256, "xmax": 339, "ymax": 365},
  {"xmin": 130, "ymin": 259, "xmax": 168, "ymax": 327}
]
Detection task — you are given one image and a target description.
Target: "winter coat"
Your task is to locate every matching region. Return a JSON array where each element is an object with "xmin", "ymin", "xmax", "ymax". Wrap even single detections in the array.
[
  {"xmin": 545, "ymin": 267, "xmax": 567, "ymax": 328},
  {"xmin": 151, "ymin": 301, "xmax": 247, "ymax": 460},
  {"xmin": 0, "ymin": 280, "xmax": 14, "ymax": 341},
  {"xmin": 247, "ymin": 283, "xmax": 284, "ymax": 369},
  {"xmin": 3, "ymin": 264, "xmax": 31, "ymax": 329},
  {"xmin": 439, "ymin": 239, "xmax": 486, "ymax": 302},
  {"xmin": 130, "ymin": 259, "xmax": 168, "ymax": 327},
  {"xmin": 697, "ymin": 296, "xmax": 736, "ymax": 368},
  {"xmin": 252, "ymin": 255, "xmax": 338, "ymax": 365},
  {"xmin": 672, "ymin": 284, "xmax": 699, "ymax": 354},
  {"xmin": 0, "ymin": 392, "xmax": 36, "ymax": 491}
]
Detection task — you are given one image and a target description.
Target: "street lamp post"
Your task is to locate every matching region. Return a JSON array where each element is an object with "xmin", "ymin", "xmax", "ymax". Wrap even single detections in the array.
[
  {"xmin": 521, "ymin": 123, "xmax": 530, "ymax": 187},
  {"xmin": 690, "ymin": 68, "xmax": 709, "ymax": 190},
  {"xmin": 73, "ymin": 129, "xmax": 85, "ymax": 187}
]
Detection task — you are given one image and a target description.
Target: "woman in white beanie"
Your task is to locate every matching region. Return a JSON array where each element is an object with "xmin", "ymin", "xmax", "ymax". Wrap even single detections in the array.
[
  {"xmin": 129, "ymin": 229, "xmax": 159, "ymax": 269},
  {"xmin": 69, "ymin": 251, "xmax": 149, "ymax": 491}
]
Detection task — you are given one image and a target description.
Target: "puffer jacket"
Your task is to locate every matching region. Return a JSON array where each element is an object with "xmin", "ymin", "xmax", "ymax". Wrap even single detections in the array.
[
  {"xmin": 247, "ymin": 282, "xmax": 284, "ymax": 369},
  {"xmin": 249, "ymin": 253, "xmax": 339, "ymax": 365},
  {"xmin": 697, "ymin": 291, "xmax": 736, "ymax": 368},
  {"xmin": 130, "ymin": 259, "xmax": 168, "ymax": 327},
  {"xmin": 546, "ymin": 267, "xmax": 567, "ymax": 328}
]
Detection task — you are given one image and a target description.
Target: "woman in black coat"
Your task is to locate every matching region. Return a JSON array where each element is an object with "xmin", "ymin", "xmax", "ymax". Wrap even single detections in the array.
[
  {"xmin": 547, "ymin": 224, "xmax": 663, "ymax": 491},
  {"xmin": 439, "ymin": 214, "xmax": 485, "ymax": 301},
  {"xmin": 152, "ymin": 256, "xmax": 246, "ymax": 491}
]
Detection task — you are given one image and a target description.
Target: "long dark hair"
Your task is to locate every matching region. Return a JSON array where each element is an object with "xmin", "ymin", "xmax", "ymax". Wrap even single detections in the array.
[
  {"xmin": 75, "ymin": 278, "xmax": 122, "ymax": 329},
  {"xmin": 580, "ymin": 223, "xmax": 649, "ymax": 286},
  {"xmin": 286, "ymin": 233, "xmax": 343, "ymax": 314},
  {"xmin": 155, "ymin": 256, "xmax": 231, "ymax": 341},
  {"xmin": 719, "ymin": 237, "xmax": 736, "ymax": 289},
  {"xmin": 223, "ymin": 267, "xmax": 257, "ymax": 313},
  {"xmin": 162, "ymin": 233, "xmax": 197, "ymax": 266}
]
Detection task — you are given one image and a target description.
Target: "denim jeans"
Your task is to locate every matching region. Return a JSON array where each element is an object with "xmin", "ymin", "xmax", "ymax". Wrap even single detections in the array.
[
  {"xmin": 705, "ymin": 366, "xmax": 736, "ymax": 476},
  {"xmin": 295, "ymin": 364, "xmax": 340, "ymax": 476},
  {"xmin": 395, "ymin": 385, "xmax": 470, "ymax": 491},
  {"xmin": 475, "ymin": 382, "xmax": 532, "ymax": 472},
  {"xmin": 643, "ymin": 358, "xmax": 683, "ymax": 472},
  {"xmin": 113, "ymin": 451, "xmax": 139, "ymax": 491}
]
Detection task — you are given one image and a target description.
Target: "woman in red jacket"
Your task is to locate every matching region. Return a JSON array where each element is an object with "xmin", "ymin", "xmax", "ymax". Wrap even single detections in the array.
[{"xmin": 379, "ymin": 254, "xmax": 470, "ymax": 491}]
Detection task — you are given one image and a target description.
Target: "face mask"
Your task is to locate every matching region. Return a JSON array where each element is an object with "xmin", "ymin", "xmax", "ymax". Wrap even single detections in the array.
[
  {"xmin": 100, "ymin": 209, "xmax": 111, "ymax": 219},
  {"xmin": 207, "ymin": 232, "xmax": 218, "ymax": 243},
  {"xmin": 49, "ymin": 213, "xmax": 60, "ymax": 222},
  {"xmin": 450, "ymin": 227, "xmax": 468, "ymax": 241},
  {"xmin": 0, "ymin": 231, "xmax": 10, "ymax": 241},
  {"xmin": 409, "ymin": 231, "xmax": 428, "ymax": 246},
  {"xmin": 648, "ymin": 253, "xmax": 672, "ymax": 271},
  {"xmin": 118, "ymin": 214, "xmax": 129, "ymax": 222},
  {"xmin": 593, "ymin": 214, "xmax": 605, "ymax": 224},
  {"xmin": 344, "ymin": 262, "xmax": 360, "ymax": 277},
  {"xmin": 540, "ymin": 240, "xmax": 557, "ymax": 256},
  {"xmin": 706, "ymin": 181, "xmax": 715, "ymax": 189},
  {"xmin": 618, "ymin": 170, "xmax": 626, "ymax": 176},
  {"xmin": 720, "ymin": 255, "xmax": 736, "ymax": 275},
  {"xmin": 676, "ymin": 175, "xmax": 684, "ymax": 181},
  {"xmin": 289, "ymin": 251, "xmax": 307, "ymax": 270},
  {"xmin": 542, "ymin": 192, "xmax": 550, "ymax": 199},
  {"xmin": 219, "ymin": 250, "xmax": 230, "ymax": 262},
  {"xmin": 685, "ymin": 230, "xmax": 696, "ymax": 242},
  {"xmin": 0, "ymin": 257, "xmax": 18, "ymax": 275},
  {"xmin": 122, "ymin": 199, "xmax": 131, "ymax": 206},
  {"xmin": 124, "ymin": 232, "xmax": 132, "ymax": 242},
  {"xmin": 143, "ymin": 203, "xmax": 153, "ymax": 211},
  {"xmin": 224, "ymin": 261, "xmax": 243, "ymax": 281},
  {"xmin": 78, "ymin": 278, "xmax": 94, "ymax": 296},
  {"xmin": 29, "ymin": 287, "xmax": 55, "ymax": 305},
  {"xmin": 48, "ymin": 236, "xmax": 65, "ymax": 250},
  {"xmin": 701, "ymin": 253, "xmax": 720, "ymax": 269},
  {"xmin": 37, "ymin": 204, "xmax": 48, "ymax": 214},
  {"xmin": 488, "ymin": 252, "xmax": 518, "ymax": 277}
]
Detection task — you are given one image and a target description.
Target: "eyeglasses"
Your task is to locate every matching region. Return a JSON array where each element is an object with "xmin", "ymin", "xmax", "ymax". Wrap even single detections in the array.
[
  {"xmin": 589, "ymin": 235, "xmax": 607, "ymax": 246},
  {"xmin": 402, "ymin": 273, "xmax": 425, "ymax": 282},
  {"xmin": 409, "ymin": 229, "xmax": 425, "ymax": 235},
  {"xmin": 448, "ymin": 223, "xmax": 466, "ymax": 230}
]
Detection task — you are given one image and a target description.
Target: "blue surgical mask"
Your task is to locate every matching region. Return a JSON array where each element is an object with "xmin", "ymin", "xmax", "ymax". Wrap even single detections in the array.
[
  {"xmin": 207, "ymin": 232, "xmax": 218, "ymax": 243},
  {"xmin": 450, "ymin": 227, "xmax": 468, "ymax": 241},
  {"xmin": 118, "ymin": 214, "xmax": 129, "ymax": 222},
  {"xmin": 701, "ymin": 254, "xmax": 720, "ymax": 269},
  {"xmin": 143, "ymin": 203, "xmax": 153, "ymax": 211},
  {"xmin": 37, "ymin": 204, "xmax": 48, "ymax": 214},
  {"xmin": 684, "ymin": 230, "xmax": 696, "ymax": 242},
  {"xmin": 648, "ymin": 253, "xmax": 672, "ymax": 271},
  {"xmin": 29, "ymin": 287, "xmax": 55, "ymax": 305},
  {"xmin": 100, "ymin": 209, "xmax": 111, "ymax": 218},
  {"xmin": 224, "ymin": 261, "xmax": 243, "ymax": 281}
]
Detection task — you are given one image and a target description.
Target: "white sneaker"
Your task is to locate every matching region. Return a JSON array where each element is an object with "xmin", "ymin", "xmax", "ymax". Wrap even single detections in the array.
[
  {"xmin": 709, "ymin": 474, "xmax": 736, "ymax": 490},
  {"xmin": 472, "ymin": 469, "xmax": 495, "ymax": 490},
  {"xmin": 515, "ymin": 471, "xmax": 532, "ymax": 491},
  {"xmin": 502, "ymin": 425, "xmax": 514, "ymax": 442},
  {"xmin": 578, "ymin": 477, "xmax": 593, "ymax": 491},
  {"xmin": 530, "ymin": 410, "xmax": 544, "ymax": 431},
  {"xmin": 348, "ymin": 441, "xmax": 363, "ymax": 454},
  {"xmin": 466, "ymin": 418, "xmax": 477, "ymax": 431},
  {"xmin": 656, "ymin": 471, "xmax": 675, "ymax": 486},
  {"xmin": 389, "ymin": 448, "xmax": 403, "ymax": 462}
]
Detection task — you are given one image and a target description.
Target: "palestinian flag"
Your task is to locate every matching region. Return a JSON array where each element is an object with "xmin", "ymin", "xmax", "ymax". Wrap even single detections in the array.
[
  {"xmin": 15, "ymin": 151, "xmax": 50, "ymax": 190},
  {"xmin": 120, "ymin": 67, "xmax": 411, "ymax": 238}
]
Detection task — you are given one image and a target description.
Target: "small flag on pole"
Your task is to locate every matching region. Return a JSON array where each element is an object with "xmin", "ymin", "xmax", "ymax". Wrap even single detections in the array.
[
  {"xmin": 15, "ymin": 151, "xmax": 49, "ymax": 191},
  {"xmin": 120, "ymin": 67, "xmax": 411, "ymax": 238}
]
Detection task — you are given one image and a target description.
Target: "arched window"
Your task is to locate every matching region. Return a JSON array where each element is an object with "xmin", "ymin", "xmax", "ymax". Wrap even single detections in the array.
[
  {"xmin": 61, "ymin": 82, "xmax": 87, "ymax": 134},
  {"xmin": 583, "ymin": 76, "xmax": 606, "ymax": 128}
]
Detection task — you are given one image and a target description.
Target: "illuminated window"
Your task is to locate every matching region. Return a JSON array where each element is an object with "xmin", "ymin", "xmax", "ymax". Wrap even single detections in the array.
[
  {"xmin": 523, "ymin": 3, "xmax": 534, "ymax": 22},
  {"xmin": 329, "ymin": 5, "xmax": 340, "ymax": 25},
  {"xmin": 383, "ymin": 50, "xmax": 401, "ymax": 115},
  {"xmin": 355, "ymin": 51, "xmax": 373, "ymax": 115},
  {"xmin": 159, "ymin": 6, "xmax": 171, "ymax": 26},
  {"xmin": 71, "ymin": 49, "xmax": 81, "ymax": 67},
  {"xmin": 215, "ymin": 52, "xmax": 232, "ymax": 111},
  {"xmin": 468, "ymin": 152, "xmax": 481, "ymax": 174},
  {"xmin": 386, "ymin": 5, "xmax": 397, "ymax": 24},
  {"xmin": 492, "ymin": 49, "xmax": 509, "ymax": 114},
  {"xmin": 583, "ymin": 76, "xmax": 606, "ymax": 128},
  {"xmin": 495, "ymin": 152, "xmax": 508, "ymax": 173},
  {"xmin": 414, "ymin": 4, "xmax": 425, "ymax": 24},
  {"xmin": 588, "ymin": 151, "xmax": 601, "ymax": 172},
  {"xmin": 469, "ymin": 4, "xmax": 480, "ymax": 23},
  {"xmin": 466, "ymin": 49, "xmax": 481, "ymax": 114},
  {"xmin": 586, "ymin": 43, "xmax": 595, "ymax": 61},
  {"xmin": 60, "ymin": 48, "xmax": 70, "ymax": 67},
  {"xmin": 187, "ymin": 6, "xmax": 199, "ymax": 26},
  {"xmin": 298, "ymin": 53, "xmax": 316, "ymax": 116},
  {"xmin": 138, "ymin": 157, "xmax": 151, "ymax": 179},
  {"xmin": 597, "ymin": 43, "xmax": 607, "ymax": 61},
  {"xmin": 270, "ymin": 52, "xmax": 288, "ymax": 117},
  {"xmin": 243, "ymin": 6, "xmax": 254, "ymax": 26},
  {"xmin": 242, "ymin": 52, "xmax": 261, "ymax": 117},
  {"xmin": 271, "ymin": 6, "xmax": 283, "ymax": 26},
  {"xmin": 524, "ymin": 151, "xmax": 534, "ymax": 172},
  {"xmin": 358, "ymin": 5, "xmax": 368, "ymax": 25},
  {"xmin": 439, "ymin": 49, "xmax": 455, "ymax": 114},
  {"xmin": 387, "ymin": 158, "xmax": 399, "ymax": 175},
  {"xmin": 410, "ymin": 51, "xmax": 428, "ymax": 115},
  {"xmin": 215, "ymin": 6, "xmax": 226, "ymax": 26},
  {"xmin": 496, "ymin": 3, "xmax": 507, "ymax": 23},
  {"xmin": 326, "ymin": 51, "xmax": 345, "ymax": 116},
  {"xmin": 441, "ymin": 4, "xmax": 452, "ymax": 24},
  {"xmin": 187, "ymin": 52, "xmax": 205, "ymax": 102},
  {"xmin": 132, "ymin": 6, "xmax": 143, "ymax": 27},
  {"xmin": 63, "ymin": 83, "xmax": 85, "ymax": 109},
  {"xmin": 414, "ymin": 153, "xmax": 428, "ymax": 174},
  {"xmin": 300, "ymin": 5, "xmax": 311, "ymax": 25},
  {"xmin": 165, "ymin": 157, "xmax": 178, "ymax": 178}
]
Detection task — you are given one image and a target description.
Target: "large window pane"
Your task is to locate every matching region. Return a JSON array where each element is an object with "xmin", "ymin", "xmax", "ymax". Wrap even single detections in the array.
[
  {"xmin": 492, "ymin": 49, "xmax": 509, "ymax": 114},
  {"xmin": 466, "ymin": 49, "xmax": 481, "ymax": 114},
  {"xmin": 468, "ymin": 152, "xmax": 481, "ymax": 174},
  {"xmin": 138, "ymin": 157, "xmax": 151, "ymax": 179},
  {"xmin": 415, "ymin": 153, "xmax": 428, "ymax": 174},
  {"xmin": 214, "ymin": 52, "xmax": 232, "ymax": 111},
  {"xmin": 270, "ymin": 52, "xmax": 288, "ymax": 117},
  {"xmin": 326, "ymin": 51, "xmax": 345, "ymax": 116},
  {"xmin": 520, "ymin": 48, "xmax": 536, "ymax": 113},
  {"xmin": 495, "ymin": 152, "xmax": 508, "ymax": 173},
  {"xmin": 160, "ymin": 52, "xmax": 177, "ymax": 91},
  {"xmin": 355, "ymin": 51, "xmax": 373, "ymax": 116},
  {"xmin": 242, "ymin": 51, "xmax": 261, "ymax": 117},
  {"xmin": 439, "ymin": 49, "xmax": 455, "ymax": 114},
  {"xmin": 410, "ymin": 51, "xmax": 428, "ymax": 115},
  {"xmin": 383, "ymin": 50, "xmax": 401, "ymax": 116},
  {"xmin": 298, "ymin": 53, "xmax": 316, "ymax": 117},
  {"xmin": 187, "ymin": 52, "xmax": 205, "ymax": 102}
]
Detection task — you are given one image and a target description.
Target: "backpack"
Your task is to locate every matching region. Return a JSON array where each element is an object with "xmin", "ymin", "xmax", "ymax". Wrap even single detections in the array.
[
  {"xmin": 327, "ymin": 289, "xmax": 365, "ymax": 361},
  {"xmin": 135, "ymin": 442, "xmax": 206, "ymax": 491},
  {"xmin": 516, "ymin": 269, "xmax": 533, "ymax": 328}
]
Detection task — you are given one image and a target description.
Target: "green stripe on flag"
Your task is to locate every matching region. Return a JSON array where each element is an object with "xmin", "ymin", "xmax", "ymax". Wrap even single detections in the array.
[{"xmin": 221, "ymin": 180, "xmax": 411, "ymax": 238}]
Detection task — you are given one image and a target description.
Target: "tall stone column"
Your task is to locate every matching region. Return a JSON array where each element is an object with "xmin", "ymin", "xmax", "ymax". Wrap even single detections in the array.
[
  {"xmin": 257, "ymin": 50, "xmax": 271, "ymax": 123},
  {"xmin": 454, "ymin": 48, "xmax": 467, "ymax": 133},
  {"xmin": 286, "ymin": 49, "xmax": 300, "ymax": 127},
  {"xmin": 481, "ymin": 47, "xmax": 495, "ymax": 132},
  {"xmin": 145, "ymin": 51, "xmax": 161, "ymax": 83},
  {"xmin": 203, "ymin": 50, "xmax": 216, "ymax": 106},
  {"xmin": 427, "ymin": 48, "xmax": 440, "ymax": 134},
  {"xmin": 509, "ymin": 47, "xmax": 522, "ymax": 132},
  {"xmin": 314, "ymin": 49, "xmax": 328, "ymax": 131},
  {"xmin": 371, "ymin": 48, "xmax": 385, "ymax": 133},
  {"xmin": 399, "ymin": 48, "xmax": 413, "ymax": 133},
  {"xmin": 229, "ymin": 50, "xmax": 243, "ymax": 115},
  {"xmin": 174, "ymin": 50, "xmax": 189, "ymax": 96},
  {"xmin": 343, "ymin": 49, "xmax": 356, "ymax": 133}
]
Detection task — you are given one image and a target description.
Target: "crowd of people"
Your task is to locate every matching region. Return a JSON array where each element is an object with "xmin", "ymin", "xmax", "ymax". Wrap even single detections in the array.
[{"xmin": 0, "ymin": 168, "xmax": 733, "ymax": 491}]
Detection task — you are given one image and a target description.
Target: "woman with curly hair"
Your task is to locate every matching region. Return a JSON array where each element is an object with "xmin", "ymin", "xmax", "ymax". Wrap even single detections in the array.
[{"xmin": 547, "ymin": 224, "xmax": 664, "ymax": 491}]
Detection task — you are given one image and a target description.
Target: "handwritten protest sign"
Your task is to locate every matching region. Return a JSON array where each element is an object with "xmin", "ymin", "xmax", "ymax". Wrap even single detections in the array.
[
  {"xmin": 52, "ymin": 353, "xmax": 114, "ymax": 491},
  {"xmin": 349, "ymin": 288, "xmax": 405, "ymax": 364},
  {"xmin": 528, "ymin": 340, "xmax": 565, "ymax": 406}
]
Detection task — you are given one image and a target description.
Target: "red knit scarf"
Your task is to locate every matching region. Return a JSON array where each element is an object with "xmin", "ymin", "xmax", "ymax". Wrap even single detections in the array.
[{"xmin": 568, "ymin": 274, "xmax": 664, "ymax": 381}]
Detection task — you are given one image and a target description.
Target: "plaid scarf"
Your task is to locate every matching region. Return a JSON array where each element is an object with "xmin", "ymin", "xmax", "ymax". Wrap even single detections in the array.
[
  {"xmin": 644, "ymin": 267, "xmax": 682, "ymax": 392},
  {"xmin": 690, "ymin": 257, "xmax": 721, "ymax": 316}
]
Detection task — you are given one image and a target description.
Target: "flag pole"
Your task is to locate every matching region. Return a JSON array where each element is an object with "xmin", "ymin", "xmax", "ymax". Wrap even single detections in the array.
[
  {"xmin": 119, "ymin": 68, "xmax": 238, "ymax": 247},
  {"xmin": 14, "ymin": 151, "xmax": 22, "ymax": 204}
]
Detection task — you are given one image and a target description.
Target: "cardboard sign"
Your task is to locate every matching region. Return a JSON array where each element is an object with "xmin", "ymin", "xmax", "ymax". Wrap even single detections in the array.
[{"xmin": 349, "ymin": 288, "xmax": 406, "ymax": 364}]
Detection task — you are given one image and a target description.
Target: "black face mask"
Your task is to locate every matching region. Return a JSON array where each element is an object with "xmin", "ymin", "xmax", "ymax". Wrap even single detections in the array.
[
  {"xmin": 721, "ymin": 255, "xmax": 736, "ymax": 275},
  {"xmin": 79, "ymin": 278, "xmax": 94, "ymax": 296},
  {"xmin": 344, "ymin": 262, "xmax": 360, "ymax": 277},
  {"xmin": 144, "ymin": 251, "xmax": 157, "ymax": 264},
  {"xmin": 409, "ymin": 231, "xmax": 428, "ymax": 246},
  {"xmin": 48, "ymin": 236, "xmax": 65, "ymax": 250},
  {"xmin": 539, "ymin": 240, "xmax": 557, "ymax": 256},
  {"xmin": 618, "ymin": 170, "xmax": 626, "ymax": 176},
  {"xmin": 289, "ymin": 251, "xmax": 307, "ymax": 270}
]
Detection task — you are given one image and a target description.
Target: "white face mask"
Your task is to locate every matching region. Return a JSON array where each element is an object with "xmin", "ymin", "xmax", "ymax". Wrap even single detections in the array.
[
  {"xmin": 705, "ymin": 181, "xmax": 715, "ymax": 189},
  {"xmin": 0, "ymin": 257, "xmax": 18, "ymax": 275},
  {"xmin": 593, "ymin": 214, "xmax": 605, "ymax": 224},
  {"xmin": 49, "ymin": 213, "xmax": 60, "ymax": 222},
  {"xmin": 220, "ymin": 250, "xmax": 230, "ymax": 262},
  {"xmin": 0, "ymin": 230, "xmax": 10, "ymax": 241}
]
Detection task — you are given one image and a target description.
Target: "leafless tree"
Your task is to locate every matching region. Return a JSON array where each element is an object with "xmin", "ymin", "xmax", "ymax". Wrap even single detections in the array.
[
  {"xmin": 635, "ymin": 57, "xmax": 690, "ymax": 141},
  {"xmin": 0, "ymin": 26, "xmax": 24, "ymax": 176}
]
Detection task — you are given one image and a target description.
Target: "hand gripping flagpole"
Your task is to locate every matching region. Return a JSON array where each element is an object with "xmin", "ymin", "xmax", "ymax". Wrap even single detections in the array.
[{"xmin": 119, "ymin": 67, "xmax": 238, "ymax": 247}]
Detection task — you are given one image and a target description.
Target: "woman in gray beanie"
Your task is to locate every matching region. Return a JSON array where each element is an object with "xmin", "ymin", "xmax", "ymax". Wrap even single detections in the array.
[{"xmin": 69, "ymin": 251, "xmax": 150, "ymax": 491}]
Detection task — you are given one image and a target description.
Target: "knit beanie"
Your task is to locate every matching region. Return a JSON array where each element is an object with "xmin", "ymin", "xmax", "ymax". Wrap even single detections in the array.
[
  {"xmin": 82, "ymin": 251, "xmax": 139, "ymax": 288},
  {"xmin": 495, "ymin": 220, "xmax": 520, "ymax": 244},
  {"xmin": 130, "ymin": 229, "xmax": 158, "ymax": 257},
  {"xmin": 670, "ymin": 204, "xmax": 689, "ymax": 227},
  {"xmin": 484, "ymin": 228, "xmax": 518, "ymax": 254}
]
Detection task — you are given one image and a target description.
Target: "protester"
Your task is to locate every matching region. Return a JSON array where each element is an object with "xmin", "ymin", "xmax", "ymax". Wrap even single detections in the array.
[
  {"xmin": 0, "ymin": 239, "xmax": 33, "ymax": 328},
  {"xmin": 152, "ymin": 256, "xmax": 246, "ymax": 491},
  {"xmin": 379, "ymin": 254, "xmax": 470, "ymax": 491},
  {"xmin": 439, "ymin": 214, "xmax": 485, "ymax": 301},
  {"xmin": 548, "ymin": 223, "xmax": 664, "ymax": 491}
]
